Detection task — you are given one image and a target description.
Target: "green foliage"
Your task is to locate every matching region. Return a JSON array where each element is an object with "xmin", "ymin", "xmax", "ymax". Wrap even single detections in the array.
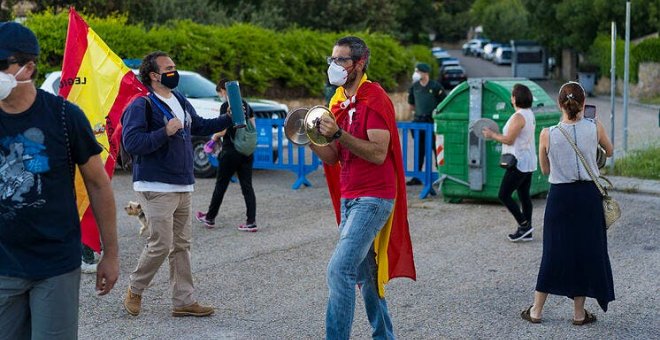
[
  {"xmin": 588, "ymin": 35, "xmax": 660, "ymax": 83},
  {"xmin": 24, "ymin": 11, "xmax": 416, "ymax": 97},
  {"xmin": 608, "ymin": 146, "xmax": 660, "ymax": 180},
  {"xmin": 407, "ymin": 45, "xmax": 437, "ymax": 79},
  {"xmin": 480, "ymin": 0, "xmax": 530, "ymax": 43}
]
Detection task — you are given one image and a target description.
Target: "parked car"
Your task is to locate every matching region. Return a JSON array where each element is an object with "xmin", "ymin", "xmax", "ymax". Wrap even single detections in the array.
[
  {"xmin": 493, "ymin": 46, "xmax": 512, "ymax": 65},
  {"xmin": 434, "ymin": 51, "xmax": 453, "ymax": 66},
  {"xmin": 471, "ymin": 39, "xmax": 490, "ymax": 58},
  {"xmin": 40, "ymin": 70, "xmax": 289, "ymax": 178},
  {"xmin": 439, "ymin": 58, "xmax": 460, "ymax": 73},
  {"xmin": 431, "ymin": 47, "xmax": 446, "ymax": 58},
  {"xmin": 482, "ymin": 42, "xmax": 502, "ymax": 61},
  {"xmin": 439, "ymin": 65, "xmax": 467, "ymax": 89}
]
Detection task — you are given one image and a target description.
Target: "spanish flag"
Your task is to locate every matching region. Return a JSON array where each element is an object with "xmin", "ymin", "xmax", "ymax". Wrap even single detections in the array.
[
  {"xmin": 326, "ymin": 74, "xmax": 416, "ymax": 297},
  {"xmin": 59, "ymin": 8, "xmax": 147, "ymax": 252}
]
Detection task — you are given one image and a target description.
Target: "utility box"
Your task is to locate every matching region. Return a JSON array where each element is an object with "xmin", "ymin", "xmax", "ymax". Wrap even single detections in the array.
[{"xmin": 433, "ymin": 78, "xmax": 560, "ymax": 202}]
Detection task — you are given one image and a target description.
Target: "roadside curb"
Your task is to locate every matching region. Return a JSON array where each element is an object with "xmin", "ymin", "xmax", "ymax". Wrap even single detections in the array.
[{"xmin": 608, "ymin": 176, "xmax": 660, "ymax": 196}]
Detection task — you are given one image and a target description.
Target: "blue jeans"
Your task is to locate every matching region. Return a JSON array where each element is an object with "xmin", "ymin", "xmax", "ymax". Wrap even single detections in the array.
[
  {"xmin": 326, "ymin": 197, "xmax": 396, "ymax": 340},
  {"xmin": 0, "ymin": 268, "xmax": 81, "ymax": 340}
]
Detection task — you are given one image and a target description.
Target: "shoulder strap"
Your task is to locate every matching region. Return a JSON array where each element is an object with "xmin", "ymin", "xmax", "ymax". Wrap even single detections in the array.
[
  {"xmin": 556, "ymin": 125, "xmax": 609, "ymax": 196},
  {"xmin": 59, "ymin": 97, "xmax": 76, "ymax": 197}
]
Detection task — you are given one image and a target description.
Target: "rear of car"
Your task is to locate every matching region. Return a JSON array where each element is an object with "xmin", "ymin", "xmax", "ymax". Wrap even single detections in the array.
[{"xmin": 440, "ymin": 66, "xmax": 467, "ymax": 89}]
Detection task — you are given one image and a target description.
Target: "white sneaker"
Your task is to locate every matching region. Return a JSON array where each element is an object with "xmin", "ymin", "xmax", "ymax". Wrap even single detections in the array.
[{"xmin": 81, "ymin": 261, "xmax": 98, "ymax": 274}]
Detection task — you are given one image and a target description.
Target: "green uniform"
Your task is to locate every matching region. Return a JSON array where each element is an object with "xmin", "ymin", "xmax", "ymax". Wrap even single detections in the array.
[{"xmin": 408, "ymin": 80, "xmax": 446, "ymax": 122}]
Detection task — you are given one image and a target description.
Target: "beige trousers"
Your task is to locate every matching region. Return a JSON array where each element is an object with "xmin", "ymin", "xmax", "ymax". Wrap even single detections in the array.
[{"xmin": 129, "ymin": 191, "xmax": 195, "ymax": 308}]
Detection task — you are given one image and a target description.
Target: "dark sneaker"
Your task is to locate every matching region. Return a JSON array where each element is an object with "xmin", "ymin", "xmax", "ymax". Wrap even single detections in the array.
[
  {"xmin": 195, "ymin": 211, "xmax": 215, "ymax": 229},
  {"xmin": 406, "ymin": 178, "xmax": 422, "ymax": 186},
  {"xmin": 508, "ymin": 226, "xmax": 534, "ymax": 242},
  {"xmin": 238, "ymin": 223, "xmax": 258, "ymax": 232}
]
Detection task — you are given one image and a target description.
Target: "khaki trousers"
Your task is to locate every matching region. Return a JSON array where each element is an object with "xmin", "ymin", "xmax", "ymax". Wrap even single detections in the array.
[{"xmin": 129, "ymin": 191, "xmax": 194, "ymax": 308}]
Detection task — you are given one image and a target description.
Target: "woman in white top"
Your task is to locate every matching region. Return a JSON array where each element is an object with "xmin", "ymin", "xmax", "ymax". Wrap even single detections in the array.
[
  {"xmin": 521, "ymin": 81, "xmax": 614, "ymax": 326},
  {"xmin": 483, "ymin": 84, "xmax": 538, "ymax": 242}
]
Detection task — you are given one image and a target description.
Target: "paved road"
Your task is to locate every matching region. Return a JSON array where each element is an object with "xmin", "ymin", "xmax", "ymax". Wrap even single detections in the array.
[
  {"xmin": 78, "ymin": 170, "xmax": 659, "ymax": 339},
  {"xmin": 447, "ymin": 50, "xmax": 660, "ymax": 155}
]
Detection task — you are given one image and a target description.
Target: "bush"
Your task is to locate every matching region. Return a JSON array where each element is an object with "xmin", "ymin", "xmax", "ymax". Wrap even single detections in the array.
[
  {"xmin": 588, "ymin": 35, "xmax": 660, "ymax": 83},
  {"xmin": 25, "ymin": 11, "xmax": 428, "ymax": 98}
]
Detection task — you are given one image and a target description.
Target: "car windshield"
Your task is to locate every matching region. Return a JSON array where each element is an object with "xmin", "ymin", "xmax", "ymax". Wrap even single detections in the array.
[{"xmin": 177, "ymin": 73, "xmax": 218, "ymax": 99}]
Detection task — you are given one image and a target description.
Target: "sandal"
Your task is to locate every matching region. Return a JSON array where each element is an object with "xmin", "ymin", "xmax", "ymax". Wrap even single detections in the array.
[
  {"xmin": 521, "ymin": 305, "xmax": 542, "ymax": 324},
  {"xmin": 573, "ymin": 309, "xmax": 597, "ymax": 325}
]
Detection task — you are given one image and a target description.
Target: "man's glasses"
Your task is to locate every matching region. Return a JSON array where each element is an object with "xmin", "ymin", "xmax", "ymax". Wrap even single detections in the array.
[
  {"xmin": 326, "ymin": 56, "xmax": 353, "ymax": 66},
  {"xmin": 0, "ymin": 58, "xmax": 17, "ymax": 71}
]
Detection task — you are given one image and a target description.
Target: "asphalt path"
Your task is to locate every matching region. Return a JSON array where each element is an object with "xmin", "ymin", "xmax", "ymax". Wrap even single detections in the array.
[
  {"xmin": 77, "ymin": 168, "xmax": 659, "ymax": 339},
  {"xmin": 74, "ymin": 53, "xmax": 659, "ymax": 339}
]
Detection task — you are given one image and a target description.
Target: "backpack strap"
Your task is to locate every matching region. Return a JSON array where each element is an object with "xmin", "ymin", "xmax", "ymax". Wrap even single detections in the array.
[{"xmin": 59, "ymin": 97, "xmax": 76, "ymax": 198}]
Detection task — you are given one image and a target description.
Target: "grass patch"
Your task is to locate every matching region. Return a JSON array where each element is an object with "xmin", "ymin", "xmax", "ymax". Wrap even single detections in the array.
[
  {"xmin": 603, "ymin": 146, "xmax": 660, "ymax": 180},
  {"xmin": 639, "ymin": 96, "xmax": 660, "ymax": 105}
]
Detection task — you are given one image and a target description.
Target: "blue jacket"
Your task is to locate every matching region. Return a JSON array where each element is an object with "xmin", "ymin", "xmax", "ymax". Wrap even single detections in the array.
[{"xmin": 121, "ymin": 91, "xmax": 231, "ymax": 184}]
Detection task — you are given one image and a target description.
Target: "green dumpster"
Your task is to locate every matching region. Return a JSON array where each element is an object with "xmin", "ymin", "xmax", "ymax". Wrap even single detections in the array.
[{"xmin": 432, "ymin": 78, "xmax": 560, "ymax": 203}]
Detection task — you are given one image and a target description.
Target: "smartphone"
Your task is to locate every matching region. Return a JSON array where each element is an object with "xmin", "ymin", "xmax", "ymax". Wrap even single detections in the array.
[{"xmin": 584, "ymin": 104, "xmax": 596, "ymax": 119}]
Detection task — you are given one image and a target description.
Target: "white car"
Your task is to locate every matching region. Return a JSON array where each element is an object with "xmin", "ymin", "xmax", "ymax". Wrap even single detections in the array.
[
  {"xmin": 40, "ymin": 70, "xmax": 289, "ymax": 177},
  {"xmin": 493, "ymin": 46, "xmax": 513, "ymax": 65}
]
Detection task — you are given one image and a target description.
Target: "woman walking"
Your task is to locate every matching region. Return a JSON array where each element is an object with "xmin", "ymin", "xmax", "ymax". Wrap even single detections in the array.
[
  {"xmin": 196, "ymin": 79, "xmax": 257, "ymax": 232},
  {"xmin": 483, "ymin": 83, "xmax": 537, "ymax": 242},
  {"xmin": 521, "ymin": 81, "xmax": 614, "ymax": 325}
]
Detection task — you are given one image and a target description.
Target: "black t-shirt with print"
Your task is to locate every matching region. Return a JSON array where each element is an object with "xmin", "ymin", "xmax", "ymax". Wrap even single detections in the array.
[{"xmin": 0, "ymin": 89, "xmax": 102, "ymax": 279}]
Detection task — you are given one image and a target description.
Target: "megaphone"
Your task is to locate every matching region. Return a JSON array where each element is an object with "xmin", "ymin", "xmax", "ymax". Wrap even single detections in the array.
[{"xmin": 284, "ymin": 105, "xmax": 336, "ymax": 146}]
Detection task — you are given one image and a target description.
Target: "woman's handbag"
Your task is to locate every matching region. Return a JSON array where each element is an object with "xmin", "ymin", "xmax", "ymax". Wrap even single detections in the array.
[
  {"xmin": 557, "ymin": 126, "xmax": 621, "ymax": 229},
  {"xmin": 499, "ymin": 153, "xmax": 517, "ymax": 169}
]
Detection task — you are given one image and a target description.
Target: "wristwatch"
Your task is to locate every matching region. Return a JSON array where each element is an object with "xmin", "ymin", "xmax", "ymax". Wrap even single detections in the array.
[{"xmin": 332, "ymin": 128, "xmax": 343, "ymax": 140}]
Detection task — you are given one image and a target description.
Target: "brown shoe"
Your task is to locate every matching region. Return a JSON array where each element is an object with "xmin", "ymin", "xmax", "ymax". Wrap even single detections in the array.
[
  {"xmin": 573, "ymin": 309, "xmax": 597, "ymax": 325},
  {"xmin": 123, "ymin": 287, "xmax": 142, "ymax": 316},
  {"xmin": 172, "ymin": 302, "xmax": 214, "ymax": 317}
]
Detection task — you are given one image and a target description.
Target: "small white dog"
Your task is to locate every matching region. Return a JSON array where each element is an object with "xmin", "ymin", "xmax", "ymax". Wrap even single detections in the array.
[{"xmin": 124, "ymin": 201, "xmax": 147, "ymax": 236}]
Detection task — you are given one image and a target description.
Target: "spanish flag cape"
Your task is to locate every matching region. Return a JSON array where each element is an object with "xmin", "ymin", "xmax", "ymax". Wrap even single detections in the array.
[
  {"xmin": 325, "ymin": 74, "xmax": 416, "ymax": 297},
  {"xmin": 60, "ymin": 8, "xmax": 147, "ymax": 252}
]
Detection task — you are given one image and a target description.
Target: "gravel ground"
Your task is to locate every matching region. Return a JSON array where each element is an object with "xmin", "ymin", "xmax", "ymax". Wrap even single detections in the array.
[{"xmin": 77, "ymin": 168, "xmax": 659, "ymax": 339}]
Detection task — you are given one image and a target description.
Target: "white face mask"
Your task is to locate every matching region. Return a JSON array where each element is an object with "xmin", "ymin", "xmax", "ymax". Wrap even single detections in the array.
[
  {"xmin": 327, "ymin": 62, "xmax": 348, "ymax": 86},
  {"xmin": 0, "ymin": 65, "xmax": 31, "ymax": 101},
  {"xmin": 411, "ymin": 72, "xmax": 422, "ymax": 83}
]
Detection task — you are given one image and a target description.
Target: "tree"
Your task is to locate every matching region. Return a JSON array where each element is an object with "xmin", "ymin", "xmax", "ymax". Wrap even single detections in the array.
[{"xmin": 480, "ymin": 0, "xmax": 530, "ymax": 42}]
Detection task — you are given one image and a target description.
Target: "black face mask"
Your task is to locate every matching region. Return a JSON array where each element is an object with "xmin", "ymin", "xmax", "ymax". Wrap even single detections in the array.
[{"xmin": 159, "ymin": 70, "xmax": 179, "ymax": 89}]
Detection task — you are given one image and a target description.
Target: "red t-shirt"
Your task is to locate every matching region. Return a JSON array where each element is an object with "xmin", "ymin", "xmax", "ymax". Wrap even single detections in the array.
[{"xmin": 337, "ymin": 103, "xmax": 396, "ymax": 199}]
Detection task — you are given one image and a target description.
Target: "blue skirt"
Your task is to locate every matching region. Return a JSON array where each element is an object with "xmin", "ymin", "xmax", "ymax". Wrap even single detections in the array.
[{"xmin": 536, "ymin": 181, "xmax": 615, "ymax": 312}]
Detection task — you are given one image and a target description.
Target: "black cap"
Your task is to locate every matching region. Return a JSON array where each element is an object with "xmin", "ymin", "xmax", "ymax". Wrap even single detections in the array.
[
  {"xmin": 0, "ymin": 22, "xmax": 40, "ymax": 60},
  {"xmin": 415, "ymin": 62, "xmax": 431, "ymax": 73}
]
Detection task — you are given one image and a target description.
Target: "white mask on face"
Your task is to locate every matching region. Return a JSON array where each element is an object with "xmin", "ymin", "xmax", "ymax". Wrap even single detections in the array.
[
  {"xmin": 0, "ymin": 65, "xmax": 31, "ymax": 101},
  {"xmin": 327, "ymin": 61, "xmax": 348, "ymax": 86},
  {"xmin": 412, "ymin": 72, "xmax": 422, "ymax": 83}
]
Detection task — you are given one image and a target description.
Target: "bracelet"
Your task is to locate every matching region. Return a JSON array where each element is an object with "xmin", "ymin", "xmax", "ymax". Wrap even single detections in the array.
[{"xmin": 332, "ymin": 128, "xmax": 343, "ymax": 140}]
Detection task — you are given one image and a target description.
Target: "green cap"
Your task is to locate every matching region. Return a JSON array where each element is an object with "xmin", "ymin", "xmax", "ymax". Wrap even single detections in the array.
[{"xmin": 415, "ymin": 62, "xmax": 430, "ymax": 73}]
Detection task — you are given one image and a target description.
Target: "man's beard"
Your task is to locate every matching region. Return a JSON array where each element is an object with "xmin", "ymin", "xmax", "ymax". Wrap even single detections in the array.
[{"xmin": 344, "ymin": 67, "xmax": 358, "ymax": 88}]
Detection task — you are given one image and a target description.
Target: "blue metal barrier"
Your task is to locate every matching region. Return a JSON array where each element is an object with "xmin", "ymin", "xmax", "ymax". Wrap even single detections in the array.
[
  {"xmin": 397, "ymin": 122, "xmax": 439, "ymax": 199},
  {"xmin": 209, "ymin": 118, "xmax": 320, "ymax": 189},
  {"xmin": 208, "ymin": 119, "xmax": 437, "ymax": 197}
]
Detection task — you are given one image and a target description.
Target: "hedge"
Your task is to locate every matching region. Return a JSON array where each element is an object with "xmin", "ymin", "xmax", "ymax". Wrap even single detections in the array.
[
  {"xmin": 25, "ymin": 11, "xmax": 428, "ymax": 98},
  {"xmin": 588, "ymin": 34, "xmax": 660, "ymax": 83}
]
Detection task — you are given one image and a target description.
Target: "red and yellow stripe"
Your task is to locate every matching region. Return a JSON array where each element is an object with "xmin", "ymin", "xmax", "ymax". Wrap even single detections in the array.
[{"xmin": 60, "ymin": 8, "xmax": 147, "ymax": 251}]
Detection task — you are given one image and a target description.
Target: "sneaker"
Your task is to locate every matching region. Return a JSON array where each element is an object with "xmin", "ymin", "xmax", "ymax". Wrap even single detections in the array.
[
  {"xmin": 406, "ymin": 178, "xmax": 422, "ymax": 186},
  {"xmin": 238, "ymin": 223, "xmax": 258, "ymax": 232},
  {"xmin": 195, "ymin": 211, "xmax": 215, "ymax": 228},
  {"xmin": 123, "ymin": 287, "xmax": 142, "ymax": 316},
  {"xmin": 172, "ymin": 302, "xmax": 214, "ymax": 317},
  {"xmin": 80, "ymin": 261, "xmax": 98, "ymax": 274},
  {"xmin": 508, "ymin": 226, "xmax": 534, "ymax": 242}
]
